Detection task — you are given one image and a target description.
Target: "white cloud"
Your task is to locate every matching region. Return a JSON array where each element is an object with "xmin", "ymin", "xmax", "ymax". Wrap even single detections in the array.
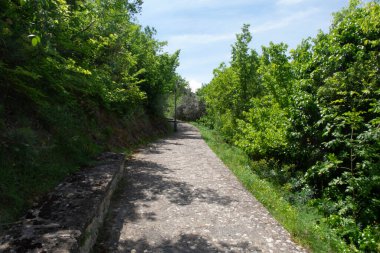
[
  {"xmin": 189, "ymin": 79, "xmax": 203, "ymax": 92},
  {"xmin": 169, "ymin": 33, "xmax": 235, "ymax": 46},
  {"xmin": 277, "ymin": 0, "xmax": 307, "ymax": 6},
  {"xmin": 252, "ymin": 8, "xmax": 319, "ymax": 34},
  {"xmin": 142, "ymin": 0, "xmax": 265, "ymax": 14},
  {"xmin": 140, "ymin": 0, "xmax": 347, "ymax": 85},
  {"xmin": 179, "ymin": 56, "xmax": 228, "ymax": 70}
]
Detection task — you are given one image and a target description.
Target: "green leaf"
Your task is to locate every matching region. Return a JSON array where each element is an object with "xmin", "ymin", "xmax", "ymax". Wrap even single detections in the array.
[{"xmin": 31, "ymin": 36, "xmax": 41, "ymax": 47}]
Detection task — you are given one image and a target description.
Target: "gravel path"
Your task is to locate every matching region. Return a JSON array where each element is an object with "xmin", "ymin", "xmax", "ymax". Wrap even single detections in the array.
[{"xmin": 95, "ymin": 123, "xmax": 307, "ymax": 253}]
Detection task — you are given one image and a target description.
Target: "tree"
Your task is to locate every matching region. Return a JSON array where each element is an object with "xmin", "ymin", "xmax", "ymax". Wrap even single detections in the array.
[
  {"xmin": 305, "ymin": 2, "xmax": 380, "ymax": 240},
  {"xmin": 176, "ymin": 90, "xmax": 205, "ymax": 121},
  {"xmin": 201, "ymin": 64, "xmax": 240, "ymax": 140},
  {"xmin": 259, "ymin": 42, "xmax": 293, "ymax": 108},
  {"xmin": 231, "ymin": 24, "xmax": 261, "ymax": 112},
  {"xmin": 199, "ymin": 2, "xmax": 380, "ymax": 250},
  {"xmin": 0, "ymin": 0, "xmax": 181, "ymax": 224}
]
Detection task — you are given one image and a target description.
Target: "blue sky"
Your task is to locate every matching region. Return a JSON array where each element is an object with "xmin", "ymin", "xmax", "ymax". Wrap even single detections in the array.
[{"xmin": 138, "ymin": 0, "xmax": 353, "ymax": 91}]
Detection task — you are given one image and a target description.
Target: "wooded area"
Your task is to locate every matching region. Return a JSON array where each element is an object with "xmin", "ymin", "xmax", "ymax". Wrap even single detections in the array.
[
  {"xmin": 198, "ymin": 1, "xmax": 379, "ymax": 251},
  {"xmin": 0, "ymin": 0, "xmax": 180, "ymax": 224}
]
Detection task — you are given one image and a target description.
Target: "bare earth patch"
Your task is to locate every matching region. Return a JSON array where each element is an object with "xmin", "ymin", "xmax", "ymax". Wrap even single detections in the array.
[{"xmin": 95, "ymin": 123, "xmax": 307, "ymax": 253}]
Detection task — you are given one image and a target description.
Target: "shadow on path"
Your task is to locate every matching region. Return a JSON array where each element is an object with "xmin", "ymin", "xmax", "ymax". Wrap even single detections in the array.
[
  {"xmin": 124, "ymin": 159, "xmax": 235, "ymax": 209},
  {"xmin": 139, "ymin": 124, "xmax": 202, "ymax": 155},
  {"xmin": 95, "ymin": 124, "xmax": 238, "ymax": 252},
  {"xmin": 94, "ymin": 123, "xmax": 306, "ymax": 253},
  {"xmin": 117, "ymin": 233, "xmax": 262, "ymax": 253}
]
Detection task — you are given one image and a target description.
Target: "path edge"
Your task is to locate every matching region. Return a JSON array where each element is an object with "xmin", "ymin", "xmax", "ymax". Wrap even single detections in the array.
[
  {"xmin": 80, "ymin": 155, "xmax": 126, "ymax": 253},
  {"xmin": 0, "ymin": 152, "xmax": 126, "ymax": 253}
]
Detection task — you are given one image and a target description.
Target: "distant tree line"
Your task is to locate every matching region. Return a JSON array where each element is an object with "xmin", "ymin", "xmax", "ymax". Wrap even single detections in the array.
[{"xmin": 175, "ymin": 88, "xmax": 205, "ymax": 121}]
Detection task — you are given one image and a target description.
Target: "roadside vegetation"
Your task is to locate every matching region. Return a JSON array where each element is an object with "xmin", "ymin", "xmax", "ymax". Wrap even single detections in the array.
[
  {"xmin": 0, "ymin": 0, "xmax": 180, "ymax": 226},
  {"xmin": 194, "ymin": 123, "xmax": 352, "ymax": 252},
  {"xmin": 197, "ymin": 1, "xmax": 380, "ymax": 251}
]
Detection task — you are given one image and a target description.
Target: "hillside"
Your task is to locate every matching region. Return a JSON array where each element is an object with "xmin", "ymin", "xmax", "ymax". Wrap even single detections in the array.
[{"xmin": 0, "ymin": 0, "xmax": 179, "ymax": 225}]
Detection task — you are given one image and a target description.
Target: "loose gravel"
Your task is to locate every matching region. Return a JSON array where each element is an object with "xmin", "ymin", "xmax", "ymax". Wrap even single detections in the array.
[{"xmin": 94, "ymin": 123, "xmax": 307, "ymax": 253}]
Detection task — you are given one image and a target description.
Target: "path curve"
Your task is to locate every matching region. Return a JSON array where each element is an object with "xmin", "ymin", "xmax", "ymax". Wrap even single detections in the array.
[{"xmin": 95, "ymin": 123, "xmax": 307, "ymax": 253}]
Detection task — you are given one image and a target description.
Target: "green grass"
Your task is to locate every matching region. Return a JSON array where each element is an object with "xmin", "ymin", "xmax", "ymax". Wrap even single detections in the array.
[{"xmin": 193, "ymin": 122, "xmax": 354, "ymax": 253}]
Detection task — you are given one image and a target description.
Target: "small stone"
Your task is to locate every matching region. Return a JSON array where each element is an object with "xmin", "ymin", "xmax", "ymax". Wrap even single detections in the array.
[{"xmin": 266, "ymin": 238, "xmax": 273, "ymax": 243}]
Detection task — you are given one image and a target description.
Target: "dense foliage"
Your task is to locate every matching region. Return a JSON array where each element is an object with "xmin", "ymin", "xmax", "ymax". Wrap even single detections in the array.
[
  {"xmin": 199, "ymin": 1, "xmax": 380, "ymax": 251},
  {"xmin": 0, "ymin": 0, "xmax": 179, "ymax": 223},
  {"xmin": 174, "ymin": 88, "xmax": 205, "ymax": 121}
]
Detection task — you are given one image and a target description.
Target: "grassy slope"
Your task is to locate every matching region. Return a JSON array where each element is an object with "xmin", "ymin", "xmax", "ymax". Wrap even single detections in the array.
[
  {"xmin": 0, "ymin": 105, "xmax": 170, "ymax": 228},
  {"xmin": 193, "ymin": 123, "xmax": 354, "ymax": 253}
]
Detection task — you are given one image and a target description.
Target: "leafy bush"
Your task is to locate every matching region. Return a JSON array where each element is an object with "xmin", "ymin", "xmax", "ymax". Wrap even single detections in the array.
[
  {"xmin": 235, "ymin": 96, "xmax": 289, "ymax": 158},
  {"xmin": 199, "ymin": 1, "xmax": 380, "ymax": 250}
]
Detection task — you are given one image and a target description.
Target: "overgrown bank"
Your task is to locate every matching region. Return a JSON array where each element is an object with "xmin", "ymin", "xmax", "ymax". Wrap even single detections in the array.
[
  {"xmin": 0, "ymin": 1, "xmax": 178, "ymax": 225},
  {"xmin": 198, "ymin": 1, "xmax": 380, "ymax": 251},
  {"xmin": 194, "ymin": 123, "xmax": 352, "ymax": 252}
]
